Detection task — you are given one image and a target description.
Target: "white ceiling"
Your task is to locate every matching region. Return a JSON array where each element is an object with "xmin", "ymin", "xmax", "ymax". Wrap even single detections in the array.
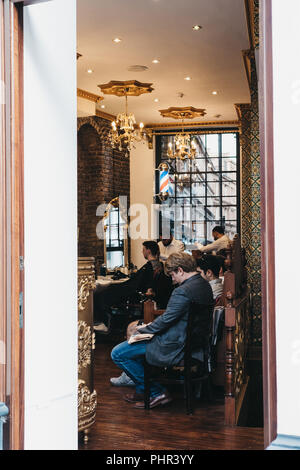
[{"xmin": 77, "ymin": 0, "xmax": 250, "ymax": 124}]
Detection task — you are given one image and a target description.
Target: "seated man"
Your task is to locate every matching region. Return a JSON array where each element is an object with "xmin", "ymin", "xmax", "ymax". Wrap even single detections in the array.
[
  {"xmin": 158, "ymin": 233, "xmax": 185, "ymax": 262},
  {"xmin": 196, "ymin": 255, "xmax": 224, "ymax": 301},
  {"xmin": 110, "ymin": 253, "xmax": 214, "ymax": 409},
  {"xmin": 195, "ymin": 226, "xmax": 231, "ymax": 254},
  {"xmin": 94, "ymin": 241, "xmax": 172, "ymax": 332}
]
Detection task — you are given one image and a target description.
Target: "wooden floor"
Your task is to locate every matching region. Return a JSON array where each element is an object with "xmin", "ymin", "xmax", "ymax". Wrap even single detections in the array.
[{"xmin": 79, "ymin": 340, "xmax": 264, "ymax": 451}]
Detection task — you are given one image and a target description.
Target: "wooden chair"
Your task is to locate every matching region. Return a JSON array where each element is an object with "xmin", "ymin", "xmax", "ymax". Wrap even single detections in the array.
[{"xmin": 143, "ymin": 302, "xmax": 215, "ymax": 415}]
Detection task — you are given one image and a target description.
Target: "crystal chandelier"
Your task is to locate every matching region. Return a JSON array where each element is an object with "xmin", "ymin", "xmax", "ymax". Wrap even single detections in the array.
[
  {"xmin": 167, "ymin": 120, "xmax": 197, "ymax": 160},
  {"xmin": 98, "ymin": 80, "xmax": 154, "ymax": 156},
  {"xmin": 159, "ymin": 106, "xmax": 206, "ymax": 161},
  {"xmin": 110, "ymin": 92, "xmax": 146, "ymax": 155}
]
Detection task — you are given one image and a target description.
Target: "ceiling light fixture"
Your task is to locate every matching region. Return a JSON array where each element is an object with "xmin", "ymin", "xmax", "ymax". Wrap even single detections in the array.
[
  {"xmin": 98, "ymin": 80, "xmax": 153, "ymax": 156},
  {"xmin": 184, "ymin": 76, "xmax": 191, "ymax": 81},
  {"xmin": 159, "ymin": 107, "xmax": 207, "ymax": 161},
  {"xmin": 152, "ymin": 59, "xmax": 160, "ymax": 64},
  {"xmin": 113, "ymin": 37, "xmax": 122, "ymax": 43},
  {"xmin": 212, "ymin": 91, "xmax": 218, "ymax": 95},
  {"xmin": 87, "ymin": 69, "xmax": 93, "ymax": 74},
  {"xmin": 101, "ymin": 105, "xmax": 105, "ymax": 109},
  {"xmin": 192, "ymin": 25, "xmax": 202, "ymax": 31},
  {"xmin": 154, "ymin": 98, "xmax": 159, "ymax": 102}
]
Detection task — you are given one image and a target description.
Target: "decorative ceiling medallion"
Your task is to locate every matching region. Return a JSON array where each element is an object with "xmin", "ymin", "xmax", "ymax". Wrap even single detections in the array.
[
  {"xmin": 98, "ymin": 80, "xmax": 154, "ymax": 97},
  {"xmin": 159, "ymin": 106, "xmax": 206, "ymax": 120}
]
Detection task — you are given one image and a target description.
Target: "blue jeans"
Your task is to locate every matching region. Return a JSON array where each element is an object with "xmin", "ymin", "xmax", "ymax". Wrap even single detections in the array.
[{"xmin": 111, "ymin": 341, "xmax": 166, "ymax": 398}]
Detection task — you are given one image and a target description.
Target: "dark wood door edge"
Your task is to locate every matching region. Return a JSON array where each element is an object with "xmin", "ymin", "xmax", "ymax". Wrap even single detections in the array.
[{"xmin": 259, "ymin": 0, "xmax": 277, "ymax": 449}]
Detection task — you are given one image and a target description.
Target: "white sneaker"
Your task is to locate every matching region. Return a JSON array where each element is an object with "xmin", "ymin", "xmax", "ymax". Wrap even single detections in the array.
[
  {"xmin": 94, "ymin": 322, "xmax": 108, "ymax": 332},
  {"xmin": 110, "ymin": 371, "xmax": 135, "ymax": 387}
]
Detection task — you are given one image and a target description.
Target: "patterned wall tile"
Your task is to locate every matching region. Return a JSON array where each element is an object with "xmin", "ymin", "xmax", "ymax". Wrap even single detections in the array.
[{"xmin": 238, "ymin": 52, "xmax": 262, "ymax": 345}]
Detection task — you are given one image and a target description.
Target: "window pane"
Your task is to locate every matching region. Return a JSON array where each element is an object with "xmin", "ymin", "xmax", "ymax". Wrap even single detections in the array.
[
  {"xmin": 176, "ymin": 159, "xmax": 190, "ymax": 173},
  {"xmin": 206, "ymin": 158, "xmax": 220, "ymax": 172},
  {"xmin": 222, "ymin": 172, "xmax": 236, "ymax": 183},
  {"xmin": 222, "ymin": 157, "xmax": 237, "ymax": 172},
  {"xmin": 222, "ymin": 182, "xmax": 237, "ymax": 197},
  {"xmin": 206, "ymin": 172, "xmax": 222, "ymax": 182},
  {"xmin": 206, "ymin": 196, "xmax": 221, "ymax": 206},
  {"xmin": 222, "ymin": 133, "xmax": 237, "ymax": 157},
  {"xmin": 192, "ymin": 221, "xmax": 206, "ymax": 243},
  {"xmin": 191, "ymin": 159, "xmax": 206, "ymax": 172},
  {"xmin": 223, "ymin": 206, "xmax": 237, "ymax": 221},
  {"xmin": 206, "ymin": 134, "xmax": 219, "ymax": 157},
  {"xmin": 207, "ymin": 180, "xmax": 221, "ymax": 197},
  {"xmin": 193, "ymin": 135, "xmax": 206, "ymax": 157},
  {"xmin": 225, "ymin": 221, "xmax": 237, "ymax": 240},
  {"xmin": 222, "ymin": 196, "xmax": 237, "ymax": 206},
  {"xmin": 206, "ymin": 206, "xmax": 221, "ymax": 220},
  {"xmin": 106, "ymin": 251, "xmax": 124, "ymax": 270},
  {"xmin": 191, "ymin": 183, "xmax": 205, "ymax": 197}
]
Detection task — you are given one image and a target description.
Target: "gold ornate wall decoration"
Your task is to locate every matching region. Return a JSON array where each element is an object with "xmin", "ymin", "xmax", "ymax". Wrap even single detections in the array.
[
  {"xmin": 77, "ymin": 88, "xmax": 104, "ymax": 104},
  {"xmin": 78, "ymin": 380, "xmax": 97, "ymax": 432},
  {"xmin": 245, "ymin": 0, "xmax": 259, "ymax": 50},
  {"xmin": 78, "ymin": 321, "xmax": 95, "ymax": 374},
  {"xmin": 242, "ymin": 50, "xmax": 254, "ymax": 91},
  {"xmin": 159, "ymin": 106, "xmax": 206, "ymax": 120},
  {"xmin": 78, "ymin": 273, "xmax": 96, "ymax": 311},
  {"xmin": 98, "ymin": 80, "xmax": 154, "ymax": 97}
]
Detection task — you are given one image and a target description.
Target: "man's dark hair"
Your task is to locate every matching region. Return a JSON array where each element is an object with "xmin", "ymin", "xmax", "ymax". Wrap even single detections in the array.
[
  {"xmin": 197, "ymin": 255, "xmax": 221, "ymax": 278},
  {"xmin": 143, "ymin": 240, "xmax": 160, "ymax": 257},
  {"xmin": 212, "ymin": 226, "xmax": 225, "ymax": 235}
]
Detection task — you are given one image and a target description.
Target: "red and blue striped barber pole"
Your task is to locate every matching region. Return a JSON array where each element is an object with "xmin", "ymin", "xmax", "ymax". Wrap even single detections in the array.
[{"xmin": 159, "ymin": 167, "xmax": 169, "ymax": 195}]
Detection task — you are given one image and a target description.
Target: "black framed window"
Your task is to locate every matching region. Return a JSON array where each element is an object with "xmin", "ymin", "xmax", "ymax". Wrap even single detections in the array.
[
  {"xmin": 105, "ymin": 206, "xmax": 125, "ymax": 269},
  {"xmin": 156, "ymin": 130, "xmax": 240, "ymax": 247}
]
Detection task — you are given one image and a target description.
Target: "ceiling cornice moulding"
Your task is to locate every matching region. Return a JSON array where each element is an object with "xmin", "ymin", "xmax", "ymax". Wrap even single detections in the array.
[
  {"xmin": 145, "ymin": 120, "xmax": 241, "ymax": 131},
  {"xmin": 77, "ymin": 88, "xmax": 104, "ymax": 104},
  {"xmin": 95, "ymin": 109, "xmax": 116, "ymax": 122}
]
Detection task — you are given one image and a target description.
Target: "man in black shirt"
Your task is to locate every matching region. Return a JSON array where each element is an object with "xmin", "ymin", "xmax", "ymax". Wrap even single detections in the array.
[{"xmin": 94, "ymin": 241, "xmax": 172, "ymax": 331}]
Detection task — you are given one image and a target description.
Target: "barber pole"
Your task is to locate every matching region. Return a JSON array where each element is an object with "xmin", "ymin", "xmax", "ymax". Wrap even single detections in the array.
[{"xmin": 158, "ymin": 163, "xmax": 170, "ymax": 201}]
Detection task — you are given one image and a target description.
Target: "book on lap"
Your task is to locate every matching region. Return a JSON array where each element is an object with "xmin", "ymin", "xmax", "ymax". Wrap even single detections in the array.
[{"xmin": 128, "ymin": 333, "xmax": 154, "ymax": 344}]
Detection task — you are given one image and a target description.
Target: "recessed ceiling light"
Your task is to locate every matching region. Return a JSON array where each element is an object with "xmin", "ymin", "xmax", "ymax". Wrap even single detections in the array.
[
  {"xmin": 113, "ymin": 37, "xmax": 122, "ymax": 43},
  {"xmin": 212, "ymin": 91, "xmax": 218, "ymax": 95},
  {"xmin": 193, "ymin": 25, "xmax": 202, "ymax": 31},
  {"xmin": 184, "ymin": 76, "xmax": 192, "ymax": 81},
  {"xmin": 87, "ymin": 69, "xmax": 93, "ymax": 74},
  {"xmin": 154, "ymin": 98, "xmax": 159, "ymax": 102},
  {"xmin": 152, "ymin": 59, "xmax": 160, "ymax": 64}
]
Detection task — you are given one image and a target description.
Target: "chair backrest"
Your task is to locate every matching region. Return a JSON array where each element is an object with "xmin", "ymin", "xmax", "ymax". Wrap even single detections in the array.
[
  {"xmin": 184, "ymin": 302, "xmax": 215, "ymax": 361},
  {"xmin": 152, "ymin": 268, "xmax": 173, "ymax": 309}
]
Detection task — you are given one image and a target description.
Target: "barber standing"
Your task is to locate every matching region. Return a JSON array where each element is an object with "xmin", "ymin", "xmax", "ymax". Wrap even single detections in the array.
[
  {"xmin": 195, "ymin": 226, "xmax": 231, "ymax": 254},
  {"xmin": 158, "ymin": 234, "xmax": 185, "ymax": 262}
]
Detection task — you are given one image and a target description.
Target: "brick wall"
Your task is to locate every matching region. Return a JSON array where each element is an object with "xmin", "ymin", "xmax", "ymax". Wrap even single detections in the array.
[{"xmin": 77, "ymin": 116, "xmax": 130, "ymax": 274}]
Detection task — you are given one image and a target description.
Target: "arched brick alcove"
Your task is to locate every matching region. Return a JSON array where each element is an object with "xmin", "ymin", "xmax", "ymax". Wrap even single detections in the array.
[{"xmin": 77, "ymin": 116, "xmax": 130, "ymax": 274}]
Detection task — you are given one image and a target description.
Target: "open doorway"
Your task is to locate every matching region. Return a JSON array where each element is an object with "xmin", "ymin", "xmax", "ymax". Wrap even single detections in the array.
[{"xmin": 76, "ymin": 0, "xmax": 264, "ymax": 450}]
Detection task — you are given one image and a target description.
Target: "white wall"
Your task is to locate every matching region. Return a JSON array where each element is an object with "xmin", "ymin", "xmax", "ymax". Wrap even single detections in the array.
[
  {"xmin": 77, "ymin": 96, "xmax": 95, "ymax": 117},
  {"xmin": 24, "ymin": 0, "xmax": 78, "ymax": 450},
  {"xmin": 130, "ymin": 140, "xmax": 156, "ymax": 268},
  {"xmin": 272, "ymin": 0, "xmax": 300, "ymax": 438}
]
